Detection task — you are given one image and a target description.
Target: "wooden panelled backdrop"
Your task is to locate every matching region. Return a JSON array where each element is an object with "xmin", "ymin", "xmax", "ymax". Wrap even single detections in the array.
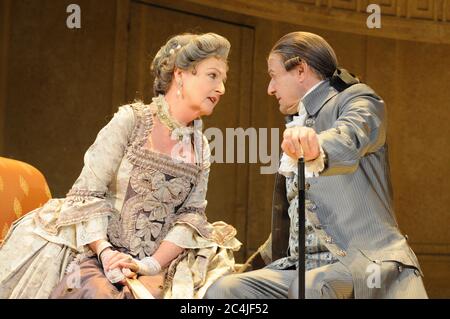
[{"xmin": 0, "ymin": 0, "xmax": 449, "ymax": 298}]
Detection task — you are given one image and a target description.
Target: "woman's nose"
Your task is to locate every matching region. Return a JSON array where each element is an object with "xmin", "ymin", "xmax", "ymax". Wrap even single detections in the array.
[{"xmin": 216, "ymin": 81, "xmax": 225, "ymax": 95}]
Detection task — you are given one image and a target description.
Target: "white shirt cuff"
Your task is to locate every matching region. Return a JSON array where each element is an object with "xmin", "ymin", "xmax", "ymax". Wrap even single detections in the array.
[{"xmin": 278, "ymin": 143, "xmax": 325, "ymax": 178}]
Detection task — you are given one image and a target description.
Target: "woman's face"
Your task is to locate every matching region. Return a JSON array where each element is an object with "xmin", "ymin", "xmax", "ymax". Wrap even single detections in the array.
[{"xmin": 180, "ymin": 57, "xmax": 227, "ymax": 116}]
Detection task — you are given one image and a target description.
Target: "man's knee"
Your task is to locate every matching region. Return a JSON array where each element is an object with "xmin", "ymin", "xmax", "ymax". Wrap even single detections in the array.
[
  {"xmin": 204, "ymin": 275, "xmax": 245, "ymax": 299},
  {"xmin": 304, "ymin": 280, "xmax": 334, "ymax": 299},
  {"xmin": 288, "ymin": 274, "xmax": 325, "ymax": 299},
  {"xmin": 305, "ymin": 279, "xmax": 353, "ymax": 299}
]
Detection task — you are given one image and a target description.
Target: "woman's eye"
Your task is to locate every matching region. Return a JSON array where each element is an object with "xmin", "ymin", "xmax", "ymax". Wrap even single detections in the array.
[{"xmin": 209, "ymin": 73, "xmax": 217, "ymax": 79}]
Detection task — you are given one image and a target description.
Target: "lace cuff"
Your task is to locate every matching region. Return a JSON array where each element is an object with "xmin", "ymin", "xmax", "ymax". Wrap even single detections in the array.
[
  {"xmin": 164, "ymin": 221, "xmax": 241, "ymax": 251},
  {"xmin": 33, "ymin": 192, "xmax": 113, "ymax": 251},
  {"xmin": 278, "ymin": 143, "xmax": 326, "ymax": 178}
]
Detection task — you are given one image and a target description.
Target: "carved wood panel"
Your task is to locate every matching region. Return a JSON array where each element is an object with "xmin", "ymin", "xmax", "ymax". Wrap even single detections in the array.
[{"xmin": 292, "ymin": 0, "xmax": 449, "ymax": 21}]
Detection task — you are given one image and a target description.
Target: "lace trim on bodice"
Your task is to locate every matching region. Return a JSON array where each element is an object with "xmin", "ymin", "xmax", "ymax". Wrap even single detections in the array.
[
  {"xmin": 107, "ymin": 102, "xmax": 209, "ymax": 258},
  {"xmin": 125, "ymin": 103, "xmax": 201, "ymax": 185}
]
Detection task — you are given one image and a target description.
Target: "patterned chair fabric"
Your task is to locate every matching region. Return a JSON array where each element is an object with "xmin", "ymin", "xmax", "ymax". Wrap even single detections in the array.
[{"xmin": 0, "ymin": 157, "xmax": 51, "ymax": 241}]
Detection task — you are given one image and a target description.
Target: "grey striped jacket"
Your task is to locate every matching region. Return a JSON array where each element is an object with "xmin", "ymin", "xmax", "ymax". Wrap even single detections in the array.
[{"xmin": 269, "ymin": 80, "xmax": 427, "ymax": 298}]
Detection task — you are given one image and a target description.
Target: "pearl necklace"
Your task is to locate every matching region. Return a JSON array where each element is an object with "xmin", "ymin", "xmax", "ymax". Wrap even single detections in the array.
[{"xmin": 150, "ymin": 95, "xmax": 194, "ymax": 142}]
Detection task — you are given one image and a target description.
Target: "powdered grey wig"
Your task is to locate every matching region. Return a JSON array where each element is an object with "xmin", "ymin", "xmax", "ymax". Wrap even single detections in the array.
[{"xmin": 151, "ymin": 33, "xmax": 231, "ymax": 96}]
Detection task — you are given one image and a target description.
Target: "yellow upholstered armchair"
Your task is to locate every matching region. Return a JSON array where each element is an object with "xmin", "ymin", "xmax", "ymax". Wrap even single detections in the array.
[{"xmin": 0, "ymin": 156, "xmax": 51, "ymax": 242}]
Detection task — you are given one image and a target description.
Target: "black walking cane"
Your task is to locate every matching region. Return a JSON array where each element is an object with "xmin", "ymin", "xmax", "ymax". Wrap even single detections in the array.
[{"xmin": 298, "ymin": 157, "xmax": 306, "ymax": 299}]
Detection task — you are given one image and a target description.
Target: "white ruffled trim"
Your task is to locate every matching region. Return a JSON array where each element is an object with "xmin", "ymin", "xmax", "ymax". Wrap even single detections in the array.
[
  {"xmin": 33, "ymin": 198, "xmax": 110, "ymax": 251},
  {"xmin": 163, "ymin": 223, "xmax": 242, "ymax": 251},
  {"xmin": 278, "ymin": 146, "xmax": 325, "ymax": 178},
  {"xmin": 278, "ymin": 113, "xmax": 325, "ymax": 178}
]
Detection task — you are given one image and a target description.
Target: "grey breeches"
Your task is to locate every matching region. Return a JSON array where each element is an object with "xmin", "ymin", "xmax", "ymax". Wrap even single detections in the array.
[{"xmin": 205, "ymin": 262, "xmax": 353, "ymax": 299}]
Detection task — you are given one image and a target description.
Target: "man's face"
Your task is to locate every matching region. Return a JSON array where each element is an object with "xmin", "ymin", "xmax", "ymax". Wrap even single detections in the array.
[{"xmin": 267, "ymin": 53, "xmax": 302, "ymax": 115}]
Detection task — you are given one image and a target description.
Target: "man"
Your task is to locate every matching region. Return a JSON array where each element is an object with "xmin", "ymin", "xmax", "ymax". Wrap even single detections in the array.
[{"xmin": 205, "ymin": 32, "xmax": 427, "ymax": 299}]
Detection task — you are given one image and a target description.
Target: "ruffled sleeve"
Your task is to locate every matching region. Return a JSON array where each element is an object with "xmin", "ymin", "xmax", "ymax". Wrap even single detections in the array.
[
  {"xmin": 33, "ymin": 105, "xmax": 135, "ymax": 251},
  {"xmin": 162, "ymin": 222, "xmax": 242, "ymax": 299}
]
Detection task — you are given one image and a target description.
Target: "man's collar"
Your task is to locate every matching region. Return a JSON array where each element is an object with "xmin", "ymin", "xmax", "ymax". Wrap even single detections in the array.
[
  {"xmin": 302, "ymin": 80, "xmax": 325, "ymax": 100},
  {"xmin": 301, "ymin": 80, "xmax": 339, "ymax": 116}
]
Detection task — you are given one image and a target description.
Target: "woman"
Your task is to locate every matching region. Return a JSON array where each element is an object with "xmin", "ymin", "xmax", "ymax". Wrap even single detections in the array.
[{"xmin": 0, "ymin": 32, "xmax": 241, "ymax": 299}]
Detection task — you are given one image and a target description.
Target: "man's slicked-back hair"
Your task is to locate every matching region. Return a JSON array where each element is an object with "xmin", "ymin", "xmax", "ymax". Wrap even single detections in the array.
[{"xmin": 270, "ymin": 32, "xmax": 338, "ymax": 79}]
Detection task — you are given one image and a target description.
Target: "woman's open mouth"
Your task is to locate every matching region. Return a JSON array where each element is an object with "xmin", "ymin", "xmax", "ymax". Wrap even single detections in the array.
[{"xmin": 208, "ymin": 96, "xmax": 218, "ymax": 104}]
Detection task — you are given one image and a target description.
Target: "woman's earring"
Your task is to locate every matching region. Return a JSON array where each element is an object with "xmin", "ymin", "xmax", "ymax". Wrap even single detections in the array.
[{"xmin": 177, "ymin": 81, "xmax": 182, "ymax": 98}]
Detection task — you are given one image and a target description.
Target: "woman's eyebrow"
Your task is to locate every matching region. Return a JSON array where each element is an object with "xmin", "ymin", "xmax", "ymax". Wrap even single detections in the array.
[
  {"xmin": 207, "ymin": 67, "xmax": 227, "ymax": 82},
  {"xmin": 207, "ymin": 67, "xmax": 222, "ymax": 73}
]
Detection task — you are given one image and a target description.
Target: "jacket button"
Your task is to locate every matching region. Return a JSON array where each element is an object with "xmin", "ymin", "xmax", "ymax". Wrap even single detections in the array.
[
  {"xmin": 305, "ymin": 182, "xmax": 310, "ymax": 190},
  {"xmin": 305, "ymin": 118, "xmax": 315, "ymax": 127},
  {"xmin": 325, "ymin": 236, "xmax": 333, "ymax": 244}
]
